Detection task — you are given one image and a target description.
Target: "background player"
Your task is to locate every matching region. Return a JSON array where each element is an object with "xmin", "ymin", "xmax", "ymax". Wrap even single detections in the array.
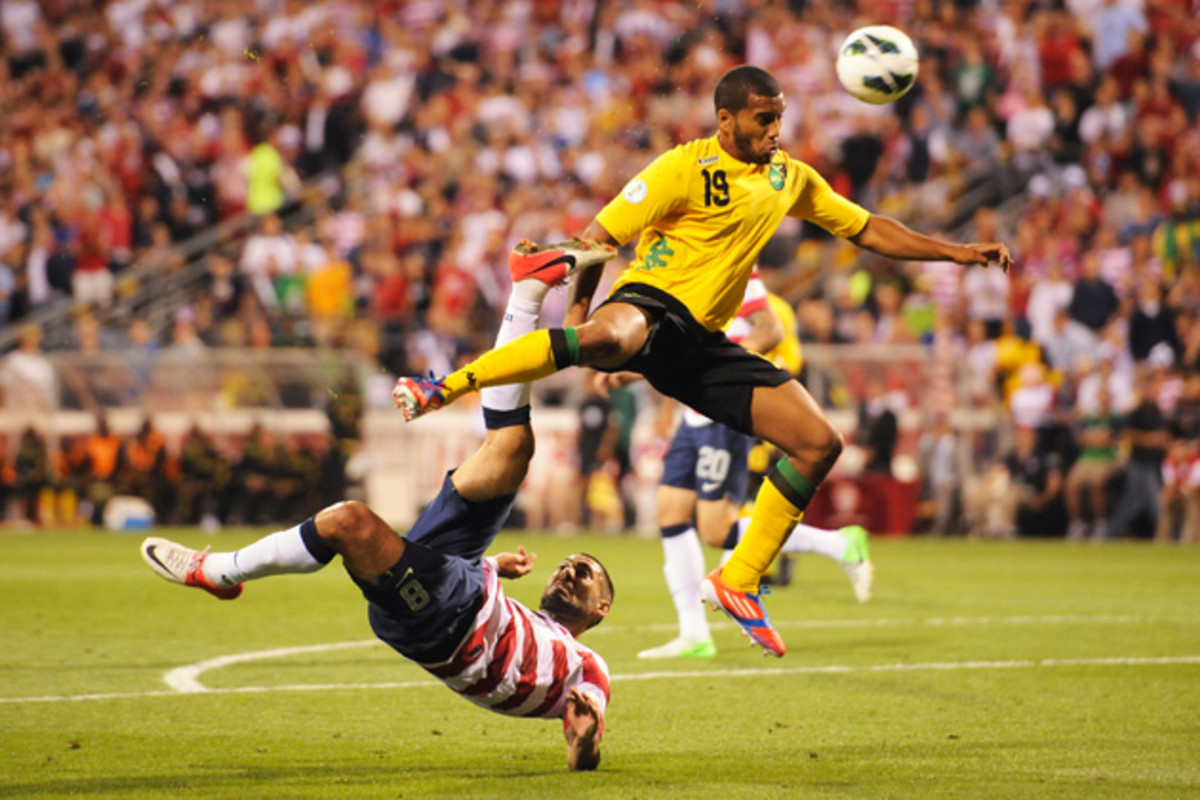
[
  {"xmin": 617, "ymin": 274, "xmax": 871, "ymax": 660},
  {"xmin": 141, "ymin": 258, "xmax": 614, "ymax": 771},
  {"xmin": 395, "ymin": 65, "xmax": 1009, "ymax": 656}
]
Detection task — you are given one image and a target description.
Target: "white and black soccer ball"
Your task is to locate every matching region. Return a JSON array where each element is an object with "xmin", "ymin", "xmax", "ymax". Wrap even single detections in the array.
[{"xmin": 835, "ymin": 25, "xmax": 920, "ymax": 105}]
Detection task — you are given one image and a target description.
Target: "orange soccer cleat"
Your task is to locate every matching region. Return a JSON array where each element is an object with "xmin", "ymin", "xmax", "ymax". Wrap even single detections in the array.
[
  {"xmin": 700, "ymin": 567, "xmax": 786, "ymax": 657},
  {"xmin": 508, "ymin": 237, "xmax": 617, "ymax": 287}
]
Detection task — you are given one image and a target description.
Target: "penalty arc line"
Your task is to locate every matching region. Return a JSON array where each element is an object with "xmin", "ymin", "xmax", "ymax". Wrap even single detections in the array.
[
  {"xmin": 3, "ymin": 654, "xmax": 1200, "ymax": 705},
  {"xmin": 161, "ymin": 614, "xmax": 1184, "ymax": 693}
]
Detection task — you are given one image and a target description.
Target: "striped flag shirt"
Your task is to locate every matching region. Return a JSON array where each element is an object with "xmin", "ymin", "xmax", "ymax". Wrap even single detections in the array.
[{"xmin": 420, "ymin": 559, "xmax": 611, "ymax": 723}]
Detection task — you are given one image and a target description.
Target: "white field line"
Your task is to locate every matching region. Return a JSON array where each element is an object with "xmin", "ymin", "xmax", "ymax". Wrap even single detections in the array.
[
  {"xmin": 3, "ymin": 654, "xmax": 1200, "ymax": 705},
  {"xmin": 588, "ymin": 613, "xmax": 1156, "ymax": 635},
  {"xmin": 163, "ymin": 640, "xmax": 380, "ymax": 693},
  {"xmin": 158, "ymin": 613, "xmax": 1192, "ymax": 692}
]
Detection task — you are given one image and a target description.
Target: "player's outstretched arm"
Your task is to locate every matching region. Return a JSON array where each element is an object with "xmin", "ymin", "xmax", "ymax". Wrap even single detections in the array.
[
  {"xmin": 494, "ymin": 547, "xmax": 537, "ymax": 579},
  {"xmin": 564, "ymin": 687, "xmax": 603, "ymax": 771},
  {"xmin": 850, "ymin": 214, "xmax": 1011, "ymax": 272},
  {"xmin": 564, "ymin": 220, "xmax": 621, "ymax": 327}
]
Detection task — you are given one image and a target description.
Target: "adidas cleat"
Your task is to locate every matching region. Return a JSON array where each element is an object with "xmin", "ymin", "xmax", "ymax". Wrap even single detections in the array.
[
  {"xmin": 141, "ymin": 537, "xmax": 243, "ymax": 600},
  {"xmin": 700, "ymin": 567, "xmax": 786, "ymax": 657},
  {"xmin": 839, "ymin": 525, "xmax": 874, "ymax": 603},
  {"xmin": 508, "ymin": 237, "xmax": 617, "ymax": 286},
  {"xmin": 393, "ymin": 374, "xmax": 447, "ymax": 422},
  {"xmin": 636, "ymin": 637, "xmax": 718, "ymax": 660}
]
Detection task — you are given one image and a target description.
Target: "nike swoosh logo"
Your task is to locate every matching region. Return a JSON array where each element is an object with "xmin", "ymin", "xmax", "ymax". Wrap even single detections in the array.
[
  {"xmin": 701, "ymin": 481, "xmax": 720, "ymax": 493},
  {"xmin": 526, "ymin": 254, "xmax": 576, "ymax": 273},
  {"xmin": 144, "ymin": 544, "xmax": 167, "ymax": 571}
]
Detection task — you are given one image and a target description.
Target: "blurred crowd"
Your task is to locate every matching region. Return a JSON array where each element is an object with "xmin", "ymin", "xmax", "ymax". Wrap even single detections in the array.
[
  {"xmin": 0, "ymin": 374, "xmax": 363, "ymax": 529},
  {"xmin": 1, "ymin": 0, "xmax": 1199, "ymax": 539}
]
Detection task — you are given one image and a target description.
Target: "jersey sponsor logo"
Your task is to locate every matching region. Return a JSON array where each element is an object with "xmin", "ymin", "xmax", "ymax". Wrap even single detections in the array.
[
  {"xmin": 622, "ymin": 178, "xmax": 648, "ymax": 204},
  {"xmin": 697, "ymin": 155, "xmax": 719, "ymax": 166},
  {"xmin": 769, "ymin": 162, "xmax": 787, "ymax": 190}
]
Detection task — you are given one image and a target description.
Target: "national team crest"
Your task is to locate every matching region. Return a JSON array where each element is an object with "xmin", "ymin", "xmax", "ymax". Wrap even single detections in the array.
[{"xmin": 769, "ymin": 162, "xmax": 787, "ymax": 190}]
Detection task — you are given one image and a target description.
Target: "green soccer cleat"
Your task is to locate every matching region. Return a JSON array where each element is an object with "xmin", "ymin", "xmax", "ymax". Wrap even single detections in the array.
[
  {"xmin": 636, "ymin": 637, "xmax": 718, "ymax": 660},
  {"xmin": 839, "ymin": 525, "xmax": 874, "ymax": 603}
]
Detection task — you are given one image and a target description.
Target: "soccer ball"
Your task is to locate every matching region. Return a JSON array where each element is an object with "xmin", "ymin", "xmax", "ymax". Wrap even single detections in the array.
[{"xmin": 835, "ymin": 25, "xmax": 919, "ymax": 105}]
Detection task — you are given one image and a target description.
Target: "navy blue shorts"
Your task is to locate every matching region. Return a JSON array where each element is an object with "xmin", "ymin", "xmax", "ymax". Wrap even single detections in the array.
[
  {"xmin": 660, "ymin": 421, "xmax": 753, "ymax": 502},
  {"xmin": 350, "ymin": 473, "xmax": 516, "ymax": 665}
]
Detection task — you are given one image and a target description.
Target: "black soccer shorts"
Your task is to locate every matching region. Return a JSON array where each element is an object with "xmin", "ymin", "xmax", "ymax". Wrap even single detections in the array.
[{"xmin": 597, "ymin": 282, "xmax": 793, "ymax": 435}]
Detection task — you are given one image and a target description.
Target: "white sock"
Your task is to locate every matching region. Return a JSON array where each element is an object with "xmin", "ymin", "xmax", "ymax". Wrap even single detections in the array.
[
  {"xmin": 662, "ymin": 527, "xmax": 710, "ymax": 642},
  {"xmin": 480, "ymin": 293, "xmax": 542, "ymax": 411},
  {"xmin": 202, "ymin": 524, "xmax": 325, "ymax": 588},
  {"xmin": 781, "ymin": 522, "xmax": 850, "ymax": 562},
  {"xmin": 718, "ymin": 517, "xmax": 750, "ymax": 567}
]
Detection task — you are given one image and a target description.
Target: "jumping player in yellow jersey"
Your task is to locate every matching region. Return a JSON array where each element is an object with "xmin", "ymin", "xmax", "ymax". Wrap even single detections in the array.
[{"xmin": 394, "ymin": 65, "xmax": 1010, "ymax": 657}]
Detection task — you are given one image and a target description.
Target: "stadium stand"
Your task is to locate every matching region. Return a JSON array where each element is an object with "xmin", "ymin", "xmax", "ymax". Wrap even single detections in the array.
[{"xmin": 0, "ymin": 0, "xmax": 1198, "ymax": 538}]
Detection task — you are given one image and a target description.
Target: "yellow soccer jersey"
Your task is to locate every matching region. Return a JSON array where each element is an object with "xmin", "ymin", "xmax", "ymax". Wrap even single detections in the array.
[
  {"xmin": 596, "ymin": 135, "xmax": 869, "ymax": 331},
  {"xmin": 764, "ymin": 292, "xmax": 803, "ymax": 375}
]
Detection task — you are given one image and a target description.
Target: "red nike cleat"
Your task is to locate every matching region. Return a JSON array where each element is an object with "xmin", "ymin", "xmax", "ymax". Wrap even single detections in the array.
[
  {"xmin": 700, "ymin": 567, "xmax": 786, "ymax": 657},
  {"xmin": 508, "ymin": 237, "xmax": 617, "ymax": 286}
]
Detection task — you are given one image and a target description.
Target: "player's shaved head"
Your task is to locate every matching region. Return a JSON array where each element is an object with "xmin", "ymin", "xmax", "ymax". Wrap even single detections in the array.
[{"xmin": 714, "ymin": 66, "xmax": 781, "ymax": 115}]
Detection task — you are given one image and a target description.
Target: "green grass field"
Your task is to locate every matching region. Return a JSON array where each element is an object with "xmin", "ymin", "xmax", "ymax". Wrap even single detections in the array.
[{"xmin": 2, "ymin": 529, "xmax": 1198, "ymax": 799}]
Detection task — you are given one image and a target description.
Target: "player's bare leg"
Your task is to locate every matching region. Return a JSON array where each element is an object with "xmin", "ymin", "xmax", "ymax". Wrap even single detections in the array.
[
  {"xmin": 449, "ymin": 424, "xmax": 534, "ymax": 502},
  {"xmin": 702, "ymin": 380, "xmax": 842, "ymax": 656},
  {"xmin": 308, "ymin": 501, "xmax": 404, "ymax": 583}
]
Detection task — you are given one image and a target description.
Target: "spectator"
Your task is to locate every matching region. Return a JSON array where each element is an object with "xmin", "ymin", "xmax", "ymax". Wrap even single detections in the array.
[
  {"xmin": 1102, "ymin": 366, "xmax": 1170, "ymax": 540},
  {"xmin": 1067, "ymin": 252, "xmax": 1120, "ymax": 333},
  {"xmin": 72, "ymin": 217, "xmax": 114, "ymax": 308},
  {"xmin": 1064, "ymin": 386, "xmax": 1122, "ymax": 540},
  {"xmin": 82, "ymin": 417, "xmax": 122, "ymax": 528},
  {"xmin": 246, "ymin": 131, "xmax": 300, "ymax": 218},
  {"xmin": 119, "ymin": 419, "xmax": 170, "ymax": 523},
  {"xmin": 1087, "ymin": 0, "xmax": 1148, "ymax": 72},
  {"xmin": 234, "ymin": 424, "xmax": 277, "ymax": 525},
  {"xmin": 12, "ymin": 427, "xmax": 50, "ymax": 525},
  {"xmin": 1155, "ymin": 431, "xmax": 1200, "ymax": 544},
  {"xmin": 1041, "ymin": 306, "xmax": 1097, "ymax": 373},
  {"xmin": 1007, "ymin": 425, "xmax": 1068, "ymax": 538},
  {"xmin": 963, "ymin": 316, "xmax": 999, "ymax": 405},
  {"xmin": 1079, "ymin": 75, "xmax": 1129, "ymax": 147},
  {"xmin": 965, "ymin": 426, "xmax": 1065, "ymax": 539},
  {"xmin": 175, "ymin": 425, "xmax": 228, "ymax": 528},
  {"xmin": 240, "ymin": 214, "xmax": 295, "ymax": 311},
  {"xmin": 1026, "ymin": 260, "xmax": 1075, "ymax": 346},
  {"xmin": 1, "ymin": 324, "xmax": 57, "ymax": 411},
  {"xmin": 1128, "ymin": 277, "xmax": 1180, "ymax": 363},
  {"xmin": 1151, "ymin": 181, "xmax": 1200, "ymax": 279},
  {"xmin": 858, "ymin": 377, "xmax": 899, "ymax": 477},
  {"xmin": 917, "ymin": 414, "xmax": 961, "ymax": 536}
]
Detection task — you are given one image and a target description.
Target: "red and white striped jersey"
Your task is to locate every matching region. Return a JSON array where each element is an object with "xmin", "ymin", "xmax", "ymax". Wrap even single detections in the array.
[{"xmin": 420, "ymin": 558, "xmax": 611, "ymax": 723}]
